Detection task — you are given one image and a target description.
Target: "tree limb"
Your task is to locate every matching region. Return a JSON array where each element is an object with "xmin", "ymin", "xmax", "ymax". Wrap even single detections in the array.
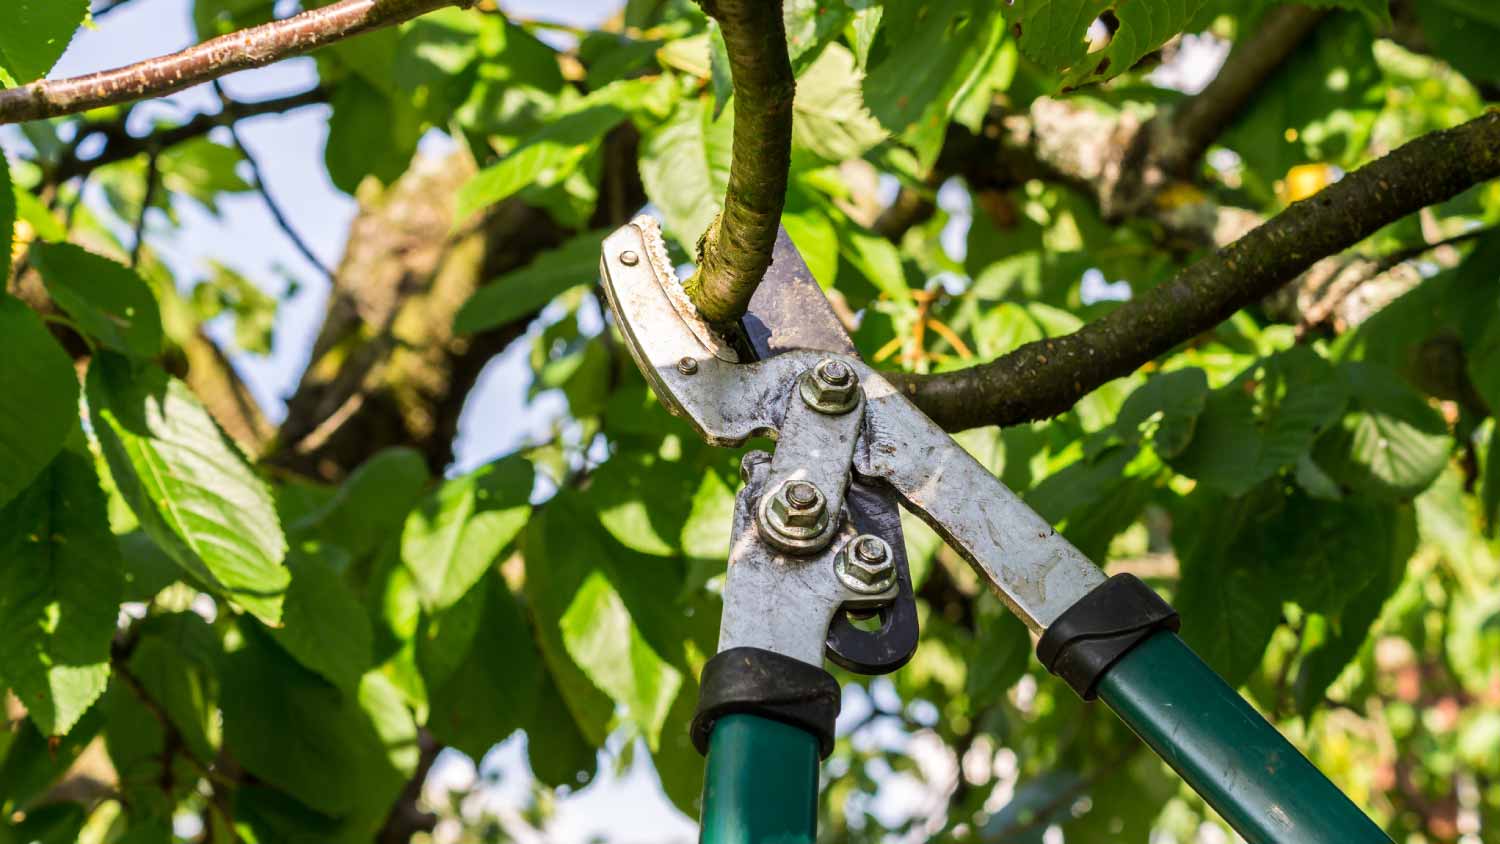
[
  {"xmin": 892, "ymin": 112, "xmax": 1500, "ymax": 432},
  {"xmin": 1146, "ymin": 5, "xmax": 1327, "ymax": 182},
  {"xmin": 683, "ymin": 0, "xmax": 794, "ymax": 325},
  {"xmin": 51, "ymin": 86, "xmax": 328, "ymax": 183},
  {"xmin": 0, "ymin": 0, "xmax": 465, "ymax": 125}
]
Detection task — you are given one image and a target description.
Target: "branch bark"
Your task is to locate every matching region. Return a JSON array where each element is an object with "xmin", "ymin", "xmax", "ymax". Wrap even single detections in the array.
[
  {"xmin": 892, "ymin": 112, "xmax": 1500, "ymax": 432},
  {"xmin": 0, "ymin": 0, "xmax": 462, "ymax": 125},
  {"xmin": 683, "ymin": 0, "xmax": 794, "ymax": 325}
]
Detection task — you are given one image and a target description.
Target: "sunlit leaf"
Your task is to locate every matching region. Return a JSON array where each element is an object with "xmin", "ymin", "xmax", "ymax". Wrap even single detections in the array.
[{"xmin": 87, "ymin": 354, "xmax": 290, "ymax": 624}]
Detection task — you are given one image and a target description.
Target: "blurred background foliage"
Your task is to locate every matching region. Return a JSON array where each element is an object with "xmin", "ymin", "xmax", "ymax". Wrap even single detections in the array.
[{"xmin": 0, "ymin": 0, "xmax": 1498, "ymax": 841}]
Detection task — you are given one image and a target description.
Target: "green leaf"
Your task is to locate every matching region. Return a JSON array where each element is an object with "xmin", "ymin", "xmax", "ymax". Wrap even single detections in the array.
[
  {"xmin": 1292, "ymin": 507, "xmax": 1413, "ymax": 715},
  {"xmin": 784, "ymin": 0, "xmax": 853, "ymax": 69},
  {"xmin": 221, "ymin": 629, "xmax": 415, "ymax": 825},
  {"xmin": 453, "ymin": 230, "xmax": 604, "ymax": 334},
  {"xmin": 1169, "ymin": 347, "xmax": 1348, "ymax": 497},
  {"xmin": 400, "ymin": 456, "xmax": 532, "ymax": 611},
  {"xmin": 524, "ymin": 668, "xmax": 599, "ymax": 789},
  {"xmin": 1063, "ymin": 0, "xmax": 1209, "ymax": 87},
  {"xmin": 325, "ymin": 77, "xmax": 419, "ymax": 195},
  {"xmin": 189, "ymin": 262, "xmax": 275, "ymax": 355},
  {"xmin": 966, "ymin": 595, "xmax": 1030, "ymax": 703},
  {"xmin": 1173, "ymin": 492, "xmax": 1285, "ymax": 686},
  {"xmin": 791, "ymin": 44, "xmax": 887, "ymax": 162},
  {"xmin": 269, "ymin": 545, "xmax": 373, "ymax": 691},
  {"xmin": 1314, "ymin": 363, "xmax": 1452, "ymax": 499},
  {"xmin": 159, "ymin": 138, "xmax": 252, "ymax": 215},
  {"xmin": 1116, "ymin": 368, "xmax": 1209, "ymax": 458},
  {"xmin": 0, "ymin": 449, "xmax": 122, "ymax": 736},
  {"xmin": 0, "ymin": 803, "xmax": 85, "ymax": 844},
  {"xmin": 427, "ymin": 574, "xmax": 539, "ymax": 759},
  {"xmin": 120, "ymin": 613, "xmax": 220, "ymax": 765},
  {"xmin": 841, "ymin": 229, "xmax": 908, "ymax": 302},
  {"xmin": 455, "ymin": 80, "xmax": 657, "ymax": 222},
  {"xmin": 0, "ymin": 154, "xmax": 14, "ymax": 285},
  {"xmin": 587, "ymin": 448, "xmax": 700, "ymax": 557},
  {"xmin": 0, "ymin": 294, "xmax": 77, "ymax": 509},
  {"xmin": 86, "ymin": 355, "xmax": 290, "ymax": 624},
  {"xmin": 0, "ymin": 704, "xmax": 102, "ymax": 813},
  {"xmin": 863, "ymin": 0, "xmax": 1002, "ymax": 135},
  {"xmin": 639, "ymin": 95, "xmax": 733, "ymax": 249},
  {"xmin": 192, "ymin": 0, "xmax": 275, "ymax": 39},
  {"xmin": 560, "ymin": 571, "xmax": 683, "ymax": 751},
  {"xmin": 291, "ymin": 447, "xmax": 429, "ymax": 560},
  {"xmin": 30, "ymin": 242, "xmax": 163, "ymax": 359},
  {"xmin": 1025, "ymin": 444, "xmax": 1154, "ymax": 561},
  {"xmin": 1415, "ymin": 0, "xmax": 1500, "ymax": 86},
  {"xmin": 520, "ymin": 494, "xmax": 622, "ymax": 747},
  {"xmin": 782, "ymin": 188, "xmax": 839, "ymax": 288},
  {"xmin": 0, "ymin": 0, "xmax": 87, "ymax": 85}
]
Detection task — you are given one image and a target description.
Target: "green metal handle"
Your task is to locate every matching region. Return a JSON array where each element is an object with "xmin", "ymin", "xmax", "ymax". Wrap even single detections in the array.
[
  {"xmin": 699, "ymin": 714, "xmax": 819, "ymax": 844},
  {"xmin": 1097, "ymin": 631, "xmax": 1391, "ymax": 844}
]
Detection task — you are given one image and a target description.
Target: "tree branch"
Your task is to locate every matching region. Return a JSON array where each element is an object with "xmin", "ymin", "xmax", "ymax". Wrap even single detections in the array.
[
  {"xmin": 51, "ymin": 86, "xmax": 329, "ymax": 183},
  {"xmin": 1147, "ymin": 5, "xmax": 1327, "ymax": 181},
  {"xmin": 683, "ymin": 0, "xmax": 794, "ymax": 325},
  {"xmin": 893, "ymin": 112, "xmax": 1500, "ymax": 432},
  {"xmin": 0, "ymin": 0, "xmax": 465, "ymax": 125},
  {"xmin": 212, "ymin": 82, "xmax": 333, "ymax": 278}
]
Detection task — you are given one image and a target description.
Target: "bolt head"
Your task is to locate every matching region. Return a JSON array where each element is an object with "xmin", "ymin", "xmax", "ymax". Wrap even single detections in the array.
[
  {"xmin": 620, "ymin": 250, "xmax": 639, "ymax": 266},
  {"xmin": 800, "ymin": 358, "xmax": 861, "ymax": 414},
  {"xmin": 769, "ymin": 480, "xmax": 826, "ymax": 528},
  {"xmin": 838, "ymin": 534, "xmax": 895, "ymax": 592}
]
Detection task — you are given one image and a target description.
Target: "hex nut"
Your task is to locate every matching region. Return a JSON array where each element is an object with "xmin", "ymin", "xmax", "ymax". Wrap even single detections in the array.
[
  {"xmin": 769, "ymin": 480, "xmax": 826, "ymax": 529},
  {"xmin": 837, "ymin": 534, "xmax": 895, "ymax": 594},
  {"xmin": 800, "ymin": 358, "xmax": 861, "ymax": 415}
]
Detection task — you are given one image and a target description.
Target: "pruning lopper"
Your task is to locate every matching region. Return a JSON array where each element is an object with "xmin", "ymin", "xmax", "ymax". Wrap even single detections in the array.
[{"xmin": 598, "ymin": 217, "xmax": 1392, "ymax": 844}]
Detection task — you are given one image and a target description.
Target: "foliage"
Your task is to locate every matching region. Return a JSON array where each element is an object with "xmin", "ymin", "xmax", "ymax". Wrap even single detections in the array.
[{"xmin": 0, "ymin": 0, "xmax": 1498, "ymax": 842}]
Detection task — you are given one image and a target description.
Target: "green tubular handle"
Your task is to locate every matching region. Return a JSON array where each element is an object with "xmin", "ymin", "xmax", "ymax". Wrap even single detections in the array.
[
  {"xmin": 699, "ymin": 714, "xmax": 819, "ymax": 844},
  {"xmin": 1097, "ymin": 631, "xmax": 1392, "ymax": 844}
]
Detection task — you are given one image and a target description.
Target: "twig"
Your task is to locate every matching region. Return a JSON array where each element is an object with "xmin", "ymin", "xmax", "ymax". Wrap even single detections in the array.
[
  {"xmin": 52, "ymin": 86, "xmax": 328, "ymax": 183},
  {"xmin": 0, "ymin": 0, "xmax": 466, "ymax": 125},
  {"xmin": 130, "ymin": 150, "xmax": 160, "ymax": 267},
  {"xmin": 212, "ymin": 81, "xmax": 332, "ymax": 278},
  {"xmin": 682, "ymin": 0, "xmax": 794, "ymax": 325},
  {"xmin": 892, "ymin": 112, "xmax": 1500, "ymax": 432}
]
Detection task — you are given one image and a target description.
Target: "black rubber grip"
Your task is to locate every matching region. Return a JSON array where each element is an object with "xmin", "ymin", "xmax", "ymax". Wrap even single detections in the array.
[
  {"xmin": 691, "ymin": 647, "xmax": 841, "ymax": 759},
  {"xmin": 1036, "ymin": 573, "xmax": 1181, "ymax": 700}
]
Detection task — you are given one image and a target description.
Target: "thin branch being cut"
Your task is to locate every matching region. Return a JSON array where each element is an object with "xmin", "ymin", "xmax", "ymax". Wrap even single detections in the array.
[
  {"xmin": 683, "ymin": 0, "xmax": 794, "ymax": 325},
  {"xmin": 892, "ymin": 112, "xmax": 1500, "ymax": 432},
  {"xmin": 0, "ymin": 0, "xmax": 466, "ymax": 125},
  {"xmin": 213, "ymin": 82, "xmax": 332, "ymax": 277},
  {"xmin": 53, "ymin": 86, "xmax": 328, "ymax": 183}
]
